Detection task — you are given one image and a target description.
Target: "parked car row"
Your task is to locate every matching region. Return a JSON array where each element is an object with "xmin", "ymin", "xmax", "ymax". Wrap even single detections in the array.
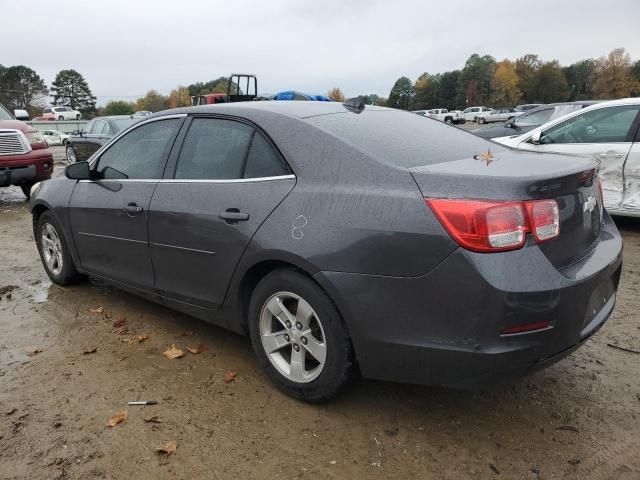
[
  {"xmin": 412, "ymin": 109, "xmax": 465, "ymax": 124},
  {"xmin": 65, "ymin": 115, "xmax": 138, "ymax": 163},
  {"xmin": 42, "ymin": 106, "xmax": 82, "ymax": 121}
]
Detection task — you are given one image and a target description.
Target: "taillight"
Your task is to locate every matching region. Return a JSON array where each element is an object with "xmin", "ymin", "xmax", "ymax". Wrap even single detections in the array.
[{"xmin": 426, "ymin": 198, "xmax": 560, "ymax": 253}]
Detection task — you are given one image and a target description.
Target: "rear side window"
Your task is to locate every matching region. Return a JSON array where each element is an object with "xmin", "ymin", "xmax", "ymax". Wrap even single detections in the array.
[
  {"xmin": 243, "ymin": 133, "xmax": 290, "ymax": 178},
  {"xmin": 174, "ymin": 118, "xmax": 253, "ymax": 180},
  {"xmin": 96, "ymin": 118, "xmax": 180, "ymax": 179}
]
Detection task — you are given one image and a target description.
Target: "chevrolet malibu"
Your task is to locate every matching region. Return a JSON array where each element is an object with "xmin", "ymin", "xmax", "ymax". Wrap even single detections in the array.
[{"xmin": 30, "ymin": 102, "xmax": 622, "ymax": 402}]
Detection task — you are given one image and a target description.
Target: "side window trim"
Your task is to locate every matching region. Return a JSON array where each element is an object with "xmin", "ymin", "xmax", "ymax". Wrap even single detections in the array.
[
  {"xmin": 165, "ymin": 113, "xmax": 294, "ymax": 182},
  {"xmin": 89, "ymin": 115, "xmax": 186, "ymax": 179}
]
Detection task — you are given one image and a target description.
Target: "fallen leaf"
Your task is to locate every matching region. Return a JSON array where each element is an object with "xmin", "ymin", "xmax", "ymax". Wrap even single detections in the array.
[
  {"xmin": 180, "ymin": 331, "xmax": 194, "ymax": 337},
  {"xmin": 90, "ymin": 306, "xmax": 104, "ymax": 314},
  {"xmin": 224, "ymin": 371, "xmax": 237, "ymax": 383},
  {"xmin": 112, "ymin": 319, "xmax": 126, "ymax": 328},
  {"xmin": 105, "ymin": 410, "xmax": 128, "ymax": 427},
  {"xmin": 27, "ymin": 348, "xmax": 43, "ymax": 356},
  {"xmin": 163, "ymin": 345, "xmax": 184, "ymax": 360},
  {"xmin": 82, "ymin": 347, "xmax": 97, "ymax": 354},
  {"xmin": 144, "ymin": 416, "xmax": 162, "ymax": 423},
  {"xmin": 136, "ymin": 334, "xmax": 149, "ymax": 343},
  {"xmin": 186, "ymin": 344, "xmax": 207, "ymax": 354},
  {"xmin": 156, "ymin": 440, "xmax": 177, "ymax": 456}
]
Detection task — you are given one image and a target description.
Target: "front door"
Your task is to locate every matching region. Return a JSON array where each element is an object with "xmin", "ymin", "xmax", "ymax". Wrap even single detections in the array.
[
  {"xmin": 149, "ymin": 116, "xmax": 295, "ymax": 308},
  {"xmin": 520, "ymin": 104, "xmax": 640, "ymax": 213},
  {"xmin": 69, "ymin": 117, "xmax": 183, "ymax": 289}
]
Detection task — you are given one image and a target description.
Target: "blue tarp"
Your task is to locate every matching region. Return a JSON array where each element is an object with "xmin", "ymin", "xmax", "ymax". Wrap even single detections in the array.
[{"xmin": 272, "ymin": 91, "xmax": 334, "ymax": 101}]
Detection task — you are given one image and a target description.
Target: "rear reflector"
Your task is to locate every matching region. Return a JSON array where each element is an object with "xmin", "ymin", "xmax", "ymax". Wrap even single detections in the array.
[
  {"xmin": 426, "ymin": 198, "xmax": 560, "ymax": 253},
  {"xmin": 501, "ymin": 320, "xmax": 551, "ymax": 335}
]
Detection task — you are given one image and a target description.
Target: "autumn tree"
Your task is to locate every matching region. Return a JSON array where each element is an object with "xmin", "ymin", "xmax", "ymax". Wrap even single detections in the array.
[
  {"xmin": 593, "ymin": 48, "xmax": 632, "ymax": 99},
  {"xmin": 50, "ymin": 69, "xmax": 96, "ymax": 115},
  {"xmin": 387, "ymin": 76, "xmax": 414, "ymax": 110},
  {"xmin": 412, "ymin": 73, "xmax": 433, "ymax": 109},
  {"xmin": 327, "ymin": 87, "xmax": 346, "ymax": 102},
  {"xmin": 135, "ymin": 90, "xmax": 169, "ymax": 112},
  {"xmin": 0, "ymin": 65, "xmax": 48, "ymax": 116},
  {"xmin": 490, "ymin": 60, "xmax": 521, "ymax": 106},
  {"xmin": 168, "ymin": 86, "xmax": 191, "ymax": 108},
  {"xmin": 103, "ymin": 100, "xmax": 134, "ymax": 115},
  {"xmin": 631, "ymin": 60, "xmax": 640, "ymax": 96}
]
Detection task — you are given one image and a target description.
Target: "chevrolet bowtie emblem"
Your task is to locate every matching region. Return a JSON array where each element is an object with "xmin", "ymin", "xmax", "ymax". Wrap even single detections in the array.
[{"xmin": 584, "ymin": 195, "xmax": 597, "ymax": 213}]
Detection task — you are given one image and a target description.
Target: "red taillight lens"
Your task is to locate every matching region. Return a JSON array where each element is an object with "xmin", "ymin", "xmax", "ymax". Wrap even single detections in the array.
[
  {"xmin": 427, "ymin": 198, "xmax": 560, "ymax": 253},
  {"xmin": 526, "ymin": 199, "xmax": 560, "ymax": 242}
]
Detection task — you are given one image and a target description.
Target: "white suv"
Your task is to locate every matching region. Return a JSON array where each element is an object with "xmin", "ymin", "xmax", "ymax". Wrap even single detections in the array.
[
  {"xmin": 43, "ymin": 106, "xmax": 82, "ymax": 120},
  {"xmin": 462, "ymin": 106, "xmax": 493, "ymax": 123}
]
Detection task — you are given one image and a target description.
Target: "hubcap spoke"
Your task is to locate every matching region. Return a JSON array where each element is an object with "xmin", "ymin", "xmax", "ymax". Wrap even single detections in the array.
[
  {"xmin": 301, "ymin": 333, "xmax": 326, "ymax": 364},
  {"xmin": 295, "ymin": 299, "xmax": 314, "ymax": 330},
  {"xmin": 261, "ymin": 331, "xmax": 289, "ymax": 354},
  {"xmin": 266, "ymin": 296, "xmax": 295, "ymax": 328},
  {"xmin": 289, "ymin": 346, "xmax": 306, "ymax": 382}
]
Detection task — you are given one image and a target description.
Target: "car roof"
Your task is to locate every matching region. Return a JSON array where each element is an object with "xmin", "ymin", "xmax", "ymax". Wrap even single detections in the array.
[{"xmin": 150, "ymin": 101, "xmax": 388, "ymax": 120}]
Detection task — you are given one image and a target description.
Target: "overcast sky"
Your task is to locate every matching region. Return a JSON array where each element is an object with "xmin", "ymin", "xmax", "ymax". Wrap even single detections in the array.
[{"xmin": 2, "ymin": 0, "xmax": 639, "ymax": 105}]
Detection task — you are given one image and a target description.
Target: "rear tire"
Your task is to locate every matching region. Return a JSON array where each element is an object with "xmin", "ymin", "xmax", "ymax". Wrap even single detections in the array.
[
  {"xmin": 58, "ymin": 116, "xmax": 64, "ymax": 120},
  {"xmin": 35, "ymin": 211, "xmax": 82, "ymax": 285},
  {"xmin": 445, "ymin": 117, "xmax": 453, "ymax": 125},
  {"xmin": 479, "ymin": 117, "xmax": 486, "ymax": 124},
  {"xmin": 66, "ymin": 145, "xmax": 77, "ymax": 164},
  {"xmin": 248, "ymin": 269, "xmax": 355, "ymax": 402}
]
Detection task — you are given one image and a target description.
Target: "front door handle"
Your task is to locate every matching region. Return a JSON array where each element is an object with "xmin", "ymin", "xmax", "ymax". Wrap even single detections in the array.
[
  {"xmin": 124, "ymin": 203, "xmax": 143, "ymax": 217},
  {"xmin": 219, "ymin": 208, "xmax": 249, "ymax": 224},
  {"xmin": 598, "ymin": 152, "xmax": 624, "ymax": 159}
]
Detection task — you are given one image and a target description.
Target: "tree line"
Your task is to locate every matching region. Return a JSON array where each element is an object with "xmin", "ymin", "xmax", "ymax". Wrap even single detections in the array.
[
  {"xmin": 383, "ymin": 48, "xmax": 640, "ymax": 111},
  {"xmin": 1, "ymin": 47, "xmax": 638, "ymax": 120}
]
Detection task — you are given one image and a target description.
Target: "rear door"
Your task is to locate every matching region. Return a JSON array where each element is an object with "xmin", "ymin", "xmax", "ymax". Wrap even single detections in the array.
[
  {"xmin": 521, "ymin": 104, "xmax": 640, "ymax": 212},
  {"xmin": 149, "ymin": 116, "xmax": 295, "ymax": 308},
  {"xmin": 69, "ymin": 116, "xmax": 184, "ymax": 290}
]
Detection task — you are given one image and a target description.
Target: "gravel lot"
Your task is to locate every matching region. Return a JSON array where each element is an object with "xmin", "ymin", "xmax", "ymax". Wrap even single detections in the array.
[{"xmin": 1, "ymin": 146, "xmax": 639, "ymax": 479}]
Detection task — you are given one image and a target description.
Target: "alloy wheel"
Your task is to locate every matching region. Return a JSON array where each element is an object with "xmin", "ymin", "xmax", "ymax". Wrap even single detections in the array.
[
  {"xmin": 66, "ymin": 146, "xmax": 76, "ymax": 164},
  {"xmin": 41, "ymin": 223, "xmax": 64, "ymax": 276},
  {"xmin": 259, "ymin": 291, "xmax": 327, "ymax": 383}
]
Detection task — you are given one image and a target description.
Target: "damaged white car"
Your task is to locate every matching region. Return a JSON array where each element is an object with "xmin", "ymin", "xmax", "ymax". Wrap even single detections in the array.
[{"xmin": 493, "ymin": 98, "xmax": 640, "ymax": 217}]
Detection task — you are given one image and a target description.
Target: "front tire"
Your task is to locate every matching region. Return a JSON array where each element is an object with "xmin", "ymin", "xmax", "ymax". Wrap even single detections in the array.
[
  {"xmin": 58, "ymin": 116, "xmax": 64, "ymax": 120},
  {"xmin": 248, "ymin": 269, "xmax": 355, "ymax": 402},
  {"xmin": 479, "ymin": 117, "xmax": 486, "ymax": 124},
  {"xmin": 445, "ymin": 117, "xmax": 453, "ymax": 125},
  {"xmin": 35, "ymin": 212, "xmax": 81, "ymax": 285}
]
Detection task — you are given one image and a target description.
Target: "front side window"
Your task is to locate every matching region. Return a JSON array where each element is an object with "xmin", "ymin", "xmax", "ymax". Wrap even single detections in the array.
[
  {"xmin": 540, "ymin": 105, "xmax": 640, "ymax": 144},
  {"xmin": 174, "ymin": 118, "xmax": 253, "ymax": 180},
  {"xmin": 96, "ymin": 118, "xmax": 180, "ymax": 180}
]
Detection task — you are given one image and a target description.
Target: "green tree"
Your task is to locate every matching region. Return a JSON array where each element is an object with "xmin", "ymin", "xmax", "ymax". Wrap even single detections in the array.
[
  {"xmin": 533, "ymin": 61, "xmax": 568, "ymax": 103},
  {"xmin": 456, "ymin": 54, "xmax": 496, "ymax": 107},
  {"xmin": 103, "ymin": 100, "xmax": 134, "ymax": 115},
  {"xmin": 0, "ymin": 65, "xmax": 48, "ymax": 115},
  {"xmin": 438, "ymin": 70, "xmax": 461, "ymax": 109},
  {"xmin": 593, "ymin": 48, "xmax": 632, "ymax": 99},
  {"xmin": 135, "ymin": 90, "xmax": 168, "ymax": 112},
  {"xmin": 188, "ymin": 77, "xmax": 240, "ymax": 97},
  {"xmin": 515, "ymin": 54, "xmax": 542, "ymax": 103},
  {"xmin": 490, "ymin": 60, "xmax": 521, "ymax": 106},
  {"xmin": 387, "ymin": 76, "xmax": 414, "ymax": 110},
  {"xmin": 564, "ymin": 59, "xmax": 597, "ymax": 100},
  {"xmin": 50, "ymin": 69, "xmax": 97, "ymax": 116},
  {"xmin": 631, "ymin": 60, "xmax": 640, "ymax": 96}
]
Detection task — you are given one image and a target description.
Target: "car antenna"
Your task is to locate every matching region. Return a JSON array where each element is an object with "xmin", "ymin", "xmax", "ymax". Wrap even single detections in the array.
[{"xmin": 343, "ymin": 96, "xmax": 366, "ymax": 113}]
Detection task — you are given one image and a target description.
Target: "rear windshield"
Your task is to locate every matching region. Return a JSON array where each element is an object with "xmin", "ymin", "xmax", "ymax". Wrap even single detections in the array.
[
  {"xmin": 307, "ymin": 110, "xmax": 495, "ymax": 167},
  {"xmin": 111, "ymin": 118, "xmax": 137, "ymax": 132}
]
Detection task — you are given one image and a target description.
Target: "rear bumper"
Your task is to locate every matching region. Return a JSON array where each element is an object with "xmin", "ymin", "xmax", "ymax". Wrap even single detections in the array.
[
  {"xmin": 315, "ymin": 213, "xmax": 623, "ymax": 386},
  {"xmin": 0, "ymin": 149, "xmax": 53, "ymax": 187}
]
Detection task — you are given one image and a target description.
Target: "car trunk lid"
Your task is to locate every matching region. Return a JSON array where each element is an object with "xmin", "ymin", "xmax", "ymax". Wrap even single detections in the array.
[{"xmin": 409, "ymin": 149, "xmax": 603, "ymax": 270}]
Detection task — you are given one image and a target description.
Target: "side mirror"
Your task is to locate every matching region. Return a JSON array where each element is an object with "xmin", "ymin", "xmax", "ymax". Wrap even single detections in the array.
[
  {"xmin": 65, "ymin": 161, "xmax": 90, "ymax": 180},
  {"xmin": 530, "ymin": 130, "xmax": 542, "ymax": 144}
]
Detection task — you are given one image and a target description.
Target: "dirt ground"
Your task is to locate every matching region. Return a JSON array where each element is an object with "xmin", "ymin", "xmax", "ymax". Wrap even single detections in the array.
[{"xmin": 1, "ymin": 147, "xmax": 639, "ymax": 480}]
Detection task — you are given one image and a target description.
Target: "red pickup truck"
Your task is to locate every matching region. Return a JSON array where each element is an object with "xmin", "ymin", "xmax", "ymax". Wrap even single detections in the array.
[{"xmin": 0, "ymin": 103, "xmax": 54, "ymax": 199}]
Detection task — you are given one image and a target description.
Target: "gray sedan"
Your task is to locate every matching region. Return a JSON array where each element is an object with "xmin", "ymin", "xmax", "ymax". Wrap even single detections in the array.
[{"xmin": 30, "ymin": 102, "xmax": 622, "ymax": 401}]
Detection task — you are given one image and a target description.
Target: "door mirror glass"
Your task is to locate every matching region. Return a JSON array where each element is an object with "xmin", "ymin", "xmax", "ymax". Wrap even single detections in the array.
[{"xmin": 65, "ymin": 161, "xmax": 90, "ymax": 180}]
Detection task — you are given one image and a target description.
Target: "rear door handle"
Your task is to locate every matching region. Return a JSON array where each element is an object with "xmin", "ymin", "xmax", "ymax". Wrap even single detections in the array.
[
  {"xmin": 124, "ymin": 203, "xmax": 143, "ymax": 216},
  {"xmin": 598, "ymin": 152, "xmax": 624, "ymax": 158},
  {"xmin": 219, "ymin": 208, "xmax": 249, "ymax": 224}
]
